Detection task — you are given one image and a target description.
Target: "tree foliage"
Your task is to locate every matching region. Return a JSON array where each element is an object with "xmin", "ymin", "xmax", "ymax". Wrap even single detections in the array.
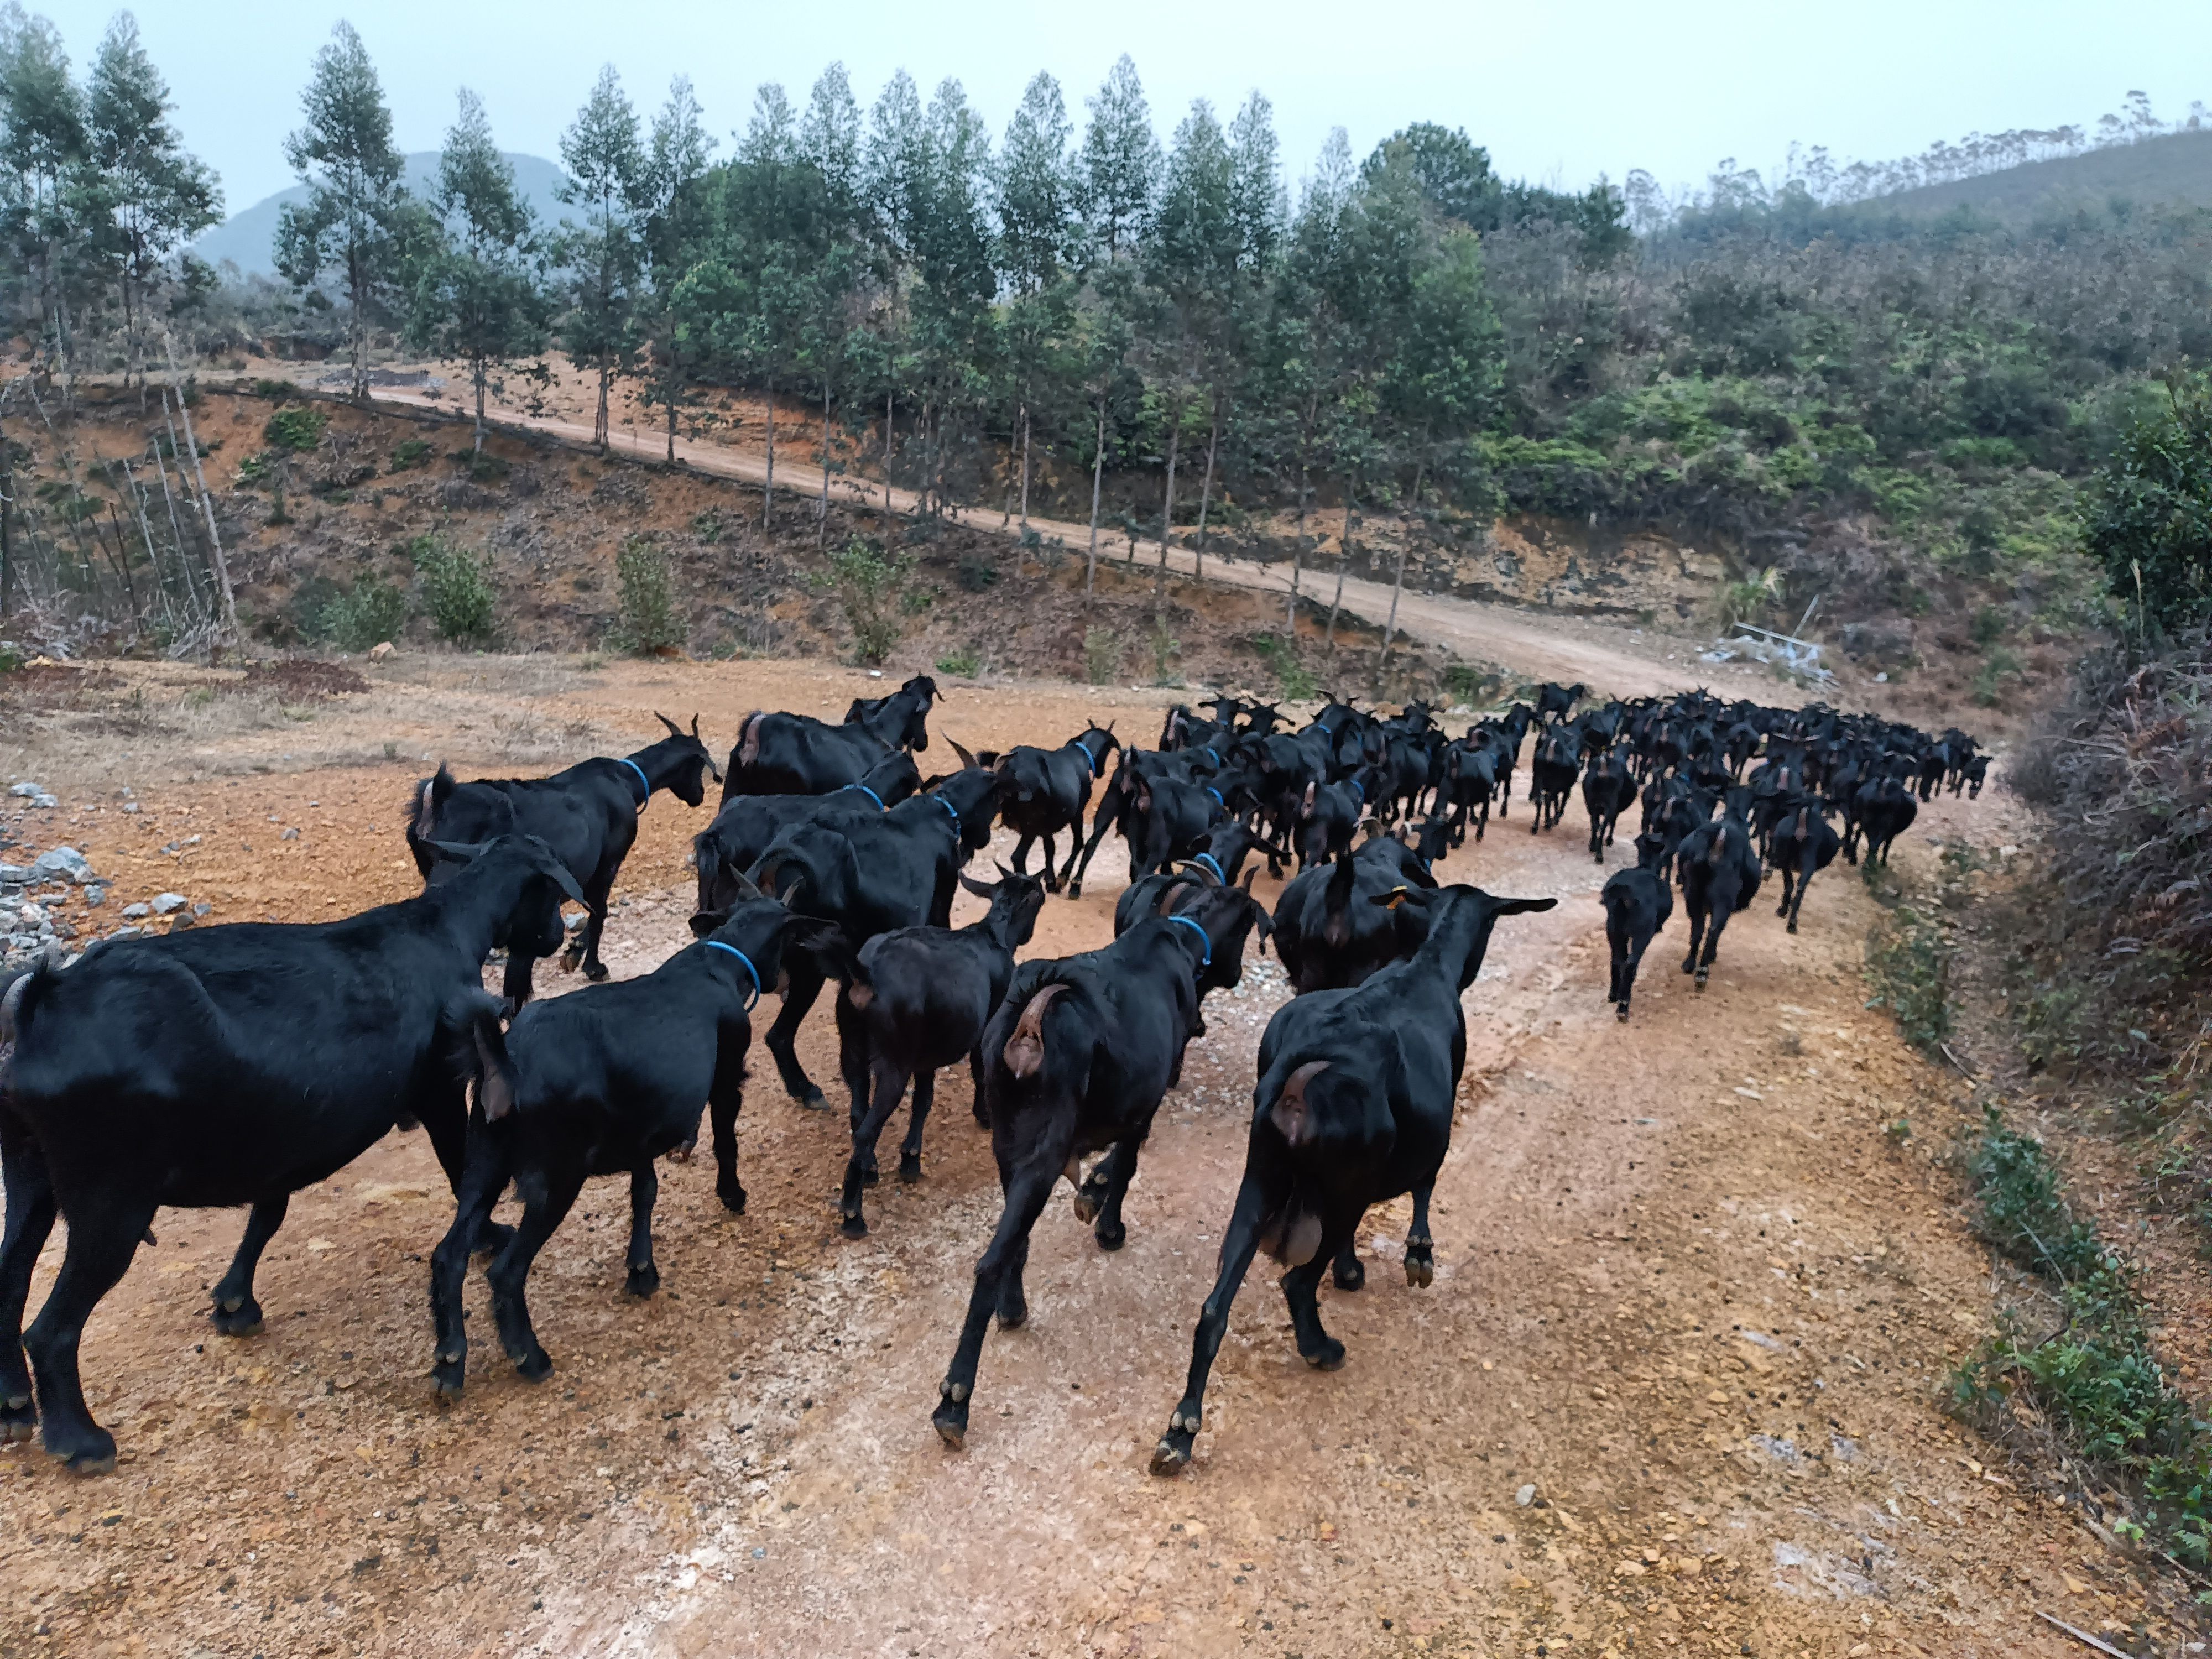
[{"xmin": 2085, "ymin": 375, "xmax": 2212, "ymax": 635}]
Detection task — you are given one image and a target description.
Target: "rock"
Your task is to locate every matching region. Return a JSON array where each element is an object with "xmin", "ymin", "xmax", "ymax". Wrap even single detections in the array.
[
  {"xmin": 0, "ymin": 864, "xmax": 24, "ymax": 884},
  {"xmin": 281, "ymin": 827, "xmax": 300, "ymax": 841},
  {"xmin": 9, "ymin": 781, "xmax": 46, "ymax": 799},
  {"xmin": 106, "ymin": 926, "xmax": 142, "ymax": 942},
  {"xmin": 121, "ymin": 902, "xmax": 150, "ymax": 919},
  {"xmin": 1515, "ymin": 1484, "xmax": 1537, "ymax": 1507},
  {"xmin": 84, "ymin": 885, "xmax": 105, "ymax": 907},
  {"xmin": 121, "ymin": 802, "xmax": 140, "ymax": 815},
  {"xmin": 28, "ymin": 847, "xmax": 93, "ymax": 884},
  {"xmin": 368, "ymin": 641, "xmax": 395, "ymax": 661},
  {"xmin": 192, "ymin": 902, "xmax": 211, "ymax": 917},
  {"xmin": 150, "ymin": 893, "xmax": 189, "ymax": 916}
]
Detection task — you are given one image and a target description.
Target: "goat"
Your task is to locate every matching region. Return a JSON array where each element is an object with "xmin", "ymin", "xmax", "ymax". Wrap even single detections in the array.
[
  {"xmin": 988, "ymin": 724, "xmax": 1119, "ymax": 891},
  {"xmin": 0, "ymin": 836, "xmax": 584, "ymax": 1470},
  {"xmin": 1676, "ymin": 789, "xmax": 1763, "ymax": 989},
  {"xmin": 1580, "ymin": 746, "xmax": 1634, "ymax": 864},
  {"xmin": 1149, "ymin": 880, "xmax": 1554, "ymax": 1474},
  {"xmin": 747, "ymin": 764, "xmax": 1003, "ymax": 1107},
  {"xmin": 1271, "ymin": 837, "xmax": 1439, "ymax": 994},
  {"xmin": 1528, "ymin": 724, "xmax": 1583, "ymax": 833},
  {"xmin": 406, "ymin": 714, "xmax": 718, "ymax": 999},
  {"xmin": 725, "ymin": 675, "xmax": 937, "ymax": 797},
  {"xmin": 691, "ymin": 750, "xmax": 921, "ymax": 915},
  {"xmin": 429, "ymin": 889, "xmax": 840, "ymax": 1395},
  {"xmin": 1113, "ymin": 864, "xmax": 1274, "ymax": 1036},
  {"xmin": 931, "ymin": 886, "xmax": 1265, "ymax": 1448},
  {"xmin": 1293, "ymin": 769, "xmax": 1379, "ymax": 870},
  {"xmin": 1601, "ymin": 831, "xmax": 1676, "ymax": 1020},
  {"xmin": 1535, "ymin": 681, "xmax": 1587, "ymax": 723},
  {"xmin": 1853, "ymin": 773, "xmax": 1919, "ymax": 868},
  {"xmin": 1769, "ymin": 791, "xmax": 1841, "ymax": 933},
  {"xmin": 832, "ymin": 871, "xmax": 1046, "ymax": 1236}
]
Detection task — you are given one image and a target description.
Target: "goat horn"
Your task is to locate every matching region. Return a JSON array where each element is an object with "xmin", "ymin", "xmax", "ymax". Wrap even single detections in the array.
[
  {"xmin": 949, "ymin": 737, "xmax": 978, "ymax": 769},
  {"xmin": 655, "ymin": 711, "xmax": 685, "ymax": 738}
]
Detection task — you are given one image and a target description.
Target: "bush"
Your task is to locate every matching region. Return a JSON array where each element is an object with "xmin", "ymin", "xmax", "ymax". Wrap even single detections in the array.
[
  {"xmin": 262, "ymin": 405, "xmax": 328, "ymax": 453},
  {"xmin": 2084, "ymin": 373, "xmax": 2212, "ymax": 637},
  {"xmin": 691, "ymin": 508, "xmax": 725, "ymax": 544},
  {"xmin": 955, "ymin": 555, "xmax": 999, "ymax": 593},
  {"xmin": 410, "ymin": 536, "xmax": 496, "ymax": 644},
  {"xmin": 388, "ymin": 439, "xmax": 431, "ymax": 473},
  {"xmin": 611, "ymin": 536, "xmax": 684, "ymax": 655},
  {"xmin": 825, "ymin": 538, "xmax": 911, "ymax": 666},
  {"xmin": 1083, "ymin": 627, "xmax": 1119, "ymax": 686},
  {"xmin": 1965, "ymin": 1109, "xmax": 2103, "ymax": 1281},
  {"xmin": 935, "ymin": 646, "xmax": 982, "ymax": 677},
  {"xmin": 319, "ymin": 581, "xmax": 409, "ymax": 651},
  {"xmin": 1865, "ymin": 903, "xmax": 1951, "ymax": 1054},
  {"xmin": 1249, "ymin": 633, "xmax": 1317, "ymax": 701}
]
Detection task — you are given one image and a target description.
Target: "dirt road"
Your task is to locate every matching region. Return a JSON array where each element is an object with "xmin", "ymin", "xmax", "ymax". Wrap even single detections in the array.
[{"xmin": 0, "ymin": 658, "xmax": 2156, "ymax": 1657}]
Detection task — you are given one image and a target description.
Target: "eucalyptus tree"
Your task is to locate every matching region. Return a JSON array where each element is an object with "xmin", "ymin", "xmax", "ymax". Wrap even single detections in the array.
[
  {"xmin": 634, "ymin": 75, "xmax": 715, "ymax": 461},
  {"xmin": 796, "ymin": 62, "xmax": 869, "ymax": 538},
  {"xmin": 994, "ymin": 70, "xmax": 1077, "ymax": 531},
  {"xmin": 85, "ymin": 13, "xmax": 219, "ymax": 404},
  {"xmin": 1, "ymin": 6, "xmax": 90, "ymax": 388},
  {"xmin": 553, "ymin": 65, "xmax": 645, "ymax": 451},
  {"xmin": 1079, "ymin": 53, "xmax": 1157, "ymax": 264},
  {"xmin": 275, "ymin": 22, "xmax": 416, "ymax": 402},
  {"xmin": 405, "ymin": 89, "xmax": 550, "ymax": 452}
]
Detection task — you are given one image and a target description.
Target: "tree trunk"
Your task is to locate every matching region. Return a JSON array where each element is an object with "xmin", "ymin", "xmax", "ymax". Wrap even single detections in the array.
[
  {"xmin": 1193, "ymin": 395, "xmax": 1222, "ymax": 582},
  {"xmin": 594, "ymin": 356, "xmax": 612, "ymax": 451},
  {"xmin": 1380, "ymin": 541, "xmax": 1410, "ymax": 678},
  {"xmin": 665, "ymin": 383, "xmax": 678, "ymax": 463},
  {"xmin": 164, "ymin": 335, "xmax": 238, "ymax": 643},
  {"xmin": 884, "ymin": 390, "xmax": 894, "ymax": 512},
  {"xmin": 1019, "ymin": 404, "xmax": 1032, "ymax": 533},
  {"xmin": 764, "ymin": 376, "xmax": 776, "ymax": 529},
  {"xmin": 1326, "ymin": 476, "xmax": 1355, "ymax": 654},
  {"xmin": 1085, "ymin": 395, "xmax": 1106, "ymax": 610},
  {"xmin": 1155, "ymin": 419, "xmax": 1181, "ymax": 624},
  {"xmin": 818, "ymin": 378, "xmax": 833, "ymax": 547},
  {"xmin": 348, "ymin": 238, "xmax": 369, "ymax": 404},
  {"xmin": 119, "ymin": 458, "xmax": 174, "ymax": 628},
  {"xmin": 0, "ymin": 399, "xmax": 11, "ymax": 618},
  {"xmin": 473, "ymin": 353, "xmax": 488, "ymax": 453},
  {"xmin": 1290, "ymin": 463, "xmax": 1309, "ymax": 638}
]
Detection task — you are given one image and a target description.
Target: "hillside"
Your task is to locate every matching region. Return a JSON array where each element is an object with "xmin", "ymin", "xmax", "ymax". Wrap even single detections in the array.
[
  {"xmin": 191, "ymin": 152, "xmax": 571, "ymax": 277},
  {"xmin": 1874, "ymin": 126, "xmax": 2212, "ymax": 221}
]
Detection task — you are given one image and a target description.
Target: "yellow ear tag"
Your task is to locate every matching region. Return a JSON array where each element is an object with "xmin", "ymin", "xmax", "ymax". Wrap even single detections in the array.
[{"xmin": 1384, "ymin": 886, "xmax": 1410, "ymax": 910}]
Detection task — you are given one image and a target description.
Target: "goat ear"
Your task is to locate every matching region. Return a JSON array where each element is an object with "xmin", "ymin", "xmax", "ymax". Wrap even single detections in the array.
[
  {"xmin": 1240, "ymin": 866, "xmax": 1258, "ymax": 893},
  {"xmin": 688, "ymin": 909, "xmax": 729, "ymax": 938},
  {"xmin": 520, "ymin": 841, "xmax": 588, "ymax": 905},
  {"xmin": 1488, "ymin": 895, "xmax": 1559, "ymax": 916},
  {"xmin": 422, "ymin": 838, "xmax": 490, "ymax": 864},
  {"xmin": 958, "ymin": 874, "xmax": 996, "ymax": 898},
  {"xmin": 1269, "ymin": 1061, "xmax": 1329, "ymax": 1145}
]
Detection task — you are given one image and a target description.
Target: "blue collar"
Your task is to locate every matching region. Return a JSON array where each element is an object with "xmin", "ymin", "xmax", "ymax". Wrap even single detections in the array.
[
  {"xmin": 1072, "ymin": 740, "xmax": 1097, "ymax": 777},
  {"xmin": 1190, "ymin": 852, "xmax": 1226, "ymax": 883},
  {"xmin": 1203, "ymin": 747, "xmax": 1220, "ymax": 765},
  {"xmin": 842, "ymin": 783, "xmax": 886, "ymax": 810},
  {"xmin": 616, "ymin": 757, "xmax": 652, "ymax": 807},
  {"xmin": 1347, "ymin": 779, "xmax": 1364, "ymax": 802},
  {"xmin": 931, "ymin": 793, "xmax": 961, "ymax": 833},
  {"xmin": 1312, "ymin": 721, "xmax": 1333, "ymax": 737},
  {"xmin": 1165, "ymin": 913, "xmax": 1212, "ymax": 966},
  {"xmin": 703, "ymin": 941, "xmax": 761, "ymax": 1011},
  {"xmin": 1204, "ymin": 786, "xmax": 1225, "ymax": 807}
]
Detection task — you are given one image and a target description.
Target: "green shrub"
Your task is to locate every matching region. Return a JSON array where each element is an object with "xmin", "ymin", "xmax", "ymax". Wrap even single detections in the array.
[
  {"xmin": 1971, "ymin": 646, "xmax": 2022, "ymax": 706},
  {"xmin": 1865, "ymin": 903, "xmax": 1951, "ymax": 1053},
  {"xmin": 1250, "ymin": 633, "xmax": 1317, "ymax": 701},
  {"xmin": 412, "ymin": 538, "xmax": 496, "ymax": 644},
  {"xmin": 935, "ymin": 646, "xmax": 982, "ymax": 677},
  {"xmin": 251, "ymin": 377, "xmax": 294, "ymax": 400},
  {"xmin": 262, "ymin": 405, "xmax": 328, "ymax": 453},
  {"xmin": 825, "ymin": 538, "xmax": 911, "ymax": 667},
  {"xmin": 320, "ymin": 581, "xmax": 409, "ymax": 651},
  {"xmin": 955, "ymin": 555, "xmax": 999, "ymax": 593},
  {"xmin": 388, "ymin": 439, "xmax": 432, "ymax": 473},
  {"xmin": 1083, "ymin": 627, "xmax": 1119, "ymax": 686},
  {"xmin": 611, "ymin": 536, "xmax": 684, "ymax": 655},
  {"xmin": 0, "ymin": 644, "xmax": 24, "ymax": 674},
  {"xmin": 1965, "ymin": 1109, "xmax": 2103, "ymax": 1281},
  {"xmin": 691, "ymin": 508, "xmax": 725, "ymax": 544}
]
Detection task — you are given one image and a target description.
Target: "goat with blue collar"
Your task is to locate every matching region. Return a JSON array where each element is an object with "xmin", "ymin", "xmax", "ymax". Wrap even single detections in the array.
[
  {"xmin": 931, "ymin": 883, "xmax": 1272, "ymax": 1449},
  {"xmin": 977, "ymin": 723, "xmax": 1119, "ymax": 893},
  {"xmin": 429, "ymin": 882, "xmax": 842, "ymax": 1396},
  {"xmin": 406, "ymin": 713, "xmax": 721, "ymax": 1003},
  {"xmin": 690, "ymin": 749, "xmax": 921, "ymax": 916}
]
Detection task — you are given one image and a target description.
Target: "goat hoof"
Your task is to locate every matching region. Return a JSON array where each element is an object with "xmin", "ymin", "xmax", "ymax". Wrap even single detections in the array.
[
  {"xmin": 996, "ymin": 1298, "xmax": 1028, "ymax": 1331},
  {"xmin": 898, "ymin": 1152, "xmax": 923, "ymax": 1183},
  {"xmin": 839, "ymin": 1213, "xmax": 868, "ymax": 1239},
  {"xmin": 1787, "ymin": 920, "xmax": 1799, "ymax": 935},
  {"xmin": 64, "ymin": 1446, "xmax": 119, "ymax": 1477},
  {"xmin": 1150, "ymin": 1429, "xmax": 1195, "ymax": 1476},
  {"xmin": 717, "ymin": 1182, "xmax": 748, "ymax": 1215},
  {"xmin": 559, "ymin": 949, "xmax": 583, "ymax": 973},
  {"xmin": 624, "ymin": 1265, "xmax": 660, "ymax": 1299},
  {"xmin": 1681, "ymin": 958, "xmax": 1697, "ymax": 975},
  {"xmin": 1616, "ymin": 1004, "xmax": 1631, "ymax": 1022},
  {"xmin": 210, "ymin": 1295, "xmax": 265, "ymax": 1337},
  {"xmin": 1301, "ymin": 1339, "xmax": 1347, "ymax": 1372},
  {"xmin": 430, "ymin": 1365, "xmax": 466, "ymax": 1401},
  {"xmin": 1694, "ymin": 971, "xmax": 1709, "ymax": 991},
  {"xmin": 791, "ymin": 1087, "xmax": 829, "ymax": 1110},
  {"xmin": 1094, "ymin": 1220, "xmax": 1126, "ymax": 1252},
  {"xmin": 514, "ymin": 1349, "xmax": 554, "ymax": 1383},
  {"xmin": 932, "ymin": 1385, "xmax": 971, "ymax": 1448},
  {"xmin": 1071, "ymin": 1191, "xmax": 1100, "ymax": 1225},
  {"xmin": 583, "ymin": 961, "xmax": 611, "ymax": 983},
  {"xmin": 1332, "ymin": 1256, "xmax": 1365, "ymax": 1292},
  {"xmin": 1, "ymin": 1396, "xmax": 35, "ymax": 1441}
]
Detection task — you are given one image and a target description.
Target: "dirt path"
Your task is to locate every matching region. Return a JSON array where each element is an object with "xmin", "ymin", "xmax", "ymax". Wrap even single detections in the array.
[{"xmin": 0, "ymin": 660, "xmax": 2162, "ymax": 1657}]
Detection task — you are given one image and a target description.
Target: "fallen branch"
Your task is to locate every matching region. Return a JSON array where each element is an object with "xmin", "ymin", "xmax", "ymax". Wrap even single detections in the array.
[{"xmin": 2036, "ymin": 1611, "xmax": 2134, "ymax": 1658}]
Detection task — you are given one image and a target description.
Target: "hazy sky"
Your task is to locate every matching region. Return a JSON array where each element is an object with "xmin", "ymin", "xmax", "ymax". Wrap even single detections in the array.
[{"xmin": 34, "ymin": 0, "xmax": 2212, "ymax": 216}]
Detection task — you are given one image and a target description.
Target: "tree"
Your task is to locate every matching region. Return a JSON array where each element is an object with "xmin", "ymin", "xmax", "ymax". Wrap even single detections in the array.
[
  {"xmin": 553, "ymin": 65, "xmax": 645, "ymax": 451},
  {"xmin": 796, "ymin": 63, "xmax": 870, "ymax": 539},
  {"xmin": 1079, "ymin": 54, "xmax": 1158, "ymax": 263},
  {"xmin": 405, "ymin": 89, "xmax": 549, "ymax": 452},
  {"xmin": 2085, "ymin": 375, "xmax": 2212, "ymax": 635},
  {"xmin": 634, "ymin": 75, "xmax": 716, "ymax": 461},
  {"xmin": 1368, "ymin": 122, "xmax": 1500, "ymax": 229},
  {"xmin": 0, "ymin": 5, "xmax": 90, "ymax": 388},
  {"xmin": 995, "ymin": 71, "xmax": 1076, "ymax": 533},
  {"xmin": 85, "ymin": 14, "xmax": 220, "ymax": 405},
  {"xmin": 276, "ymin": 23, "xmax": 416, "ymax": 403}
]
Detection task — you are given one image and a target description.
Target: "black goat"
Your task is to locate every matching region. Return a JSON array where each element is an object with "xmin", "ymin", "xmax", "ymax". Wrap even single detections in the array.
[
  {"xmin": 0, "ymin": 835, "xmax": 583, "ymax": 1470},
  {"xmin": 932, "ymin": 886, "xmax": 1264, "ymax": 1448},
  {"xmin": 725, "ymin": 674, "xmax": 937, "ymax": 797},
  {"xmin": 1113, "ymin": 864, "xmax": 1273, "ymax": 1036},
  {"xmin": 1581, "ymin": 746, "xmax": 1634, "ymax": 864},
  {"xmin": 1293, "ymin": 769, "xmax": 1378, "ymax": 870},
  {"xmin": 1676, "ymin": 791, "xmax": 1763, "ymax": 990},
  {"xmin": 1601, "ymin": 831, "xmax": 1675, "ymax": 1021},
  {"xmin": 406, "ymin": 714, "xmax": 718, "ymax": 1000},
  {"xmin": 1271, "ymin": 837, "xmax": 1439, "ymax": 994},
  {"xmin": 1150, "ymin": 880, "xmax": 1554, "ymax": 1474},
  {"xmin": 833, "ymin": 871, "xmax": 1046, "ymax": 1236},
  {"xmin": 691, "ymin": 750, "xmax": 922, "ymax": 915},
  {"xmin": 988, "ymin": 724, "xmax": 1119, "ymax": 891},
  {"xmin": 1535, "ymin": 681, "xmax": 1587, "ymax": 723},
  {"xmin": 1435, "ymin": 738, "xmax": 1499, "ymax": 845},
  {"xmin": 1852, "ymin": 774, "xmax": 1919, "ymax": 868},
  {"xmin": 430, "ymin": 889, "xmax": 838, "ymax": 1395},
  {"xmin": 1527, "ymin": 724, "xmax": 1583, "ymax": 833},
  {"xmin": 1769, "ymin": 793, "xmax": 1841, "ymax": 933},
  {"xmin": 748, "ymin": 764, "xmax": 1003, "ymax": 1106}
]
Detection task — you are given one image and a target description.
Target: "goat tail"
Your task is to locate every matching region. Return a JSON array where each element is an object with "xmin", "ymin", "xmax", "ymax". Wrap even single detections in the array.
[
  {"xmin": 0, "ymin": 967, "xmax": 34, "ymax": 1095},
  {"xmin": 1000, "ymin": 980, "xmax": 1074, "ymax": 1081},
  {"xmin": 844, "ymin": 954, "xmax": 877, "ymax": 1010},
  {"xmin": 446, "ymin": 990, "xmax": 519, "ymax": 1123},
  {"xmin": 735, "ymin": 711, "xmax": 766, "ymax": 770},
  {"xmin": 405, "ymin": 763, "xmax": 457, "ymax": 842}
]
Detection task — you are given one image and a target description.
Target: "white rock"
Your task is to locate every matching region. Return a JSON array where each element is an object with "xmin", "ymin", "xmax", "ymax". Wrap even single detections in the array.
[
  {"xmin": 1515, "ymin": 1483, "xmax": 1537, "ymax": 1507},
  {"xmin": 121, "ymin": 902, "xmax": 150, "ymax": 919},
  {"xmin": 150, "ymin": 893, "xmax": 189, "ymax": 916},
  {"xmin": 28, "ymin": 847, "xmax": 92, "ymax": 884}
]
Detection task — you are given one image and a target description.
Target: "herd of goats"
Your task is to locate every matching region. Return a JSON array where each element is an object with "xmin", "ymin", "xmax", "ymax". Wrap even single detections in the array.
[{"xmin": 0, "ymin": 674, "xmax": 1983, "ymax": 1479}]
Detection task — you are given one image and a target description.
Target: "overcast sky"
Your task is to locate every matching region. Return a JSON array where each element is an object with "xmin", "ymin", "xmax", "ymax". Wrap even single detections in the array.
[{"xmin": 33, "ymin": 0, "xmax": 2212, "ymax": 216}]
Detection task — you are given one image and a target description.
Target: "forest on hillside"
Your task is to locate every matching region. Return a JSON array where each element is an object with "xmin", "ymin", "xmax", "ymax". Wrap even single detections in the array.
[{"xmin": 4, "ymin": 8, "xmax": 2209, "ymax": 651}]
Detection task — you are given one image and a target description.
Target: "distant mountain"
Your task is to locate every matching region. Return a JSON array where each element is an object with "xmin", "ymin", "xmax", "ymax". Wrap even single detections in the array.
[
  {"xmin": 193, "ymin": 152, "xmax": 572, "ymax": 277},
  {"xmin": 1875, "ymin": 127, "xmax": 2212, "ymax": 221}
]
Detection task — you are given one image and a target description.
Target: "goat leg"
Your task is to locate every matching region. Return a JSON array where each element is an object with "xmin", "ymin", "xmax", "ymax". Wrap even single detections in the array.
[
  {"xmin": 839, "ymin": 1060, "xmax": 911, "ymax": 1237},
  {"xmin": 899, "ymin": 1070, "xmax": 936, "ymax": 1183},
  {"xmin": 1154, "ymin": 1177, "xmax": 1269, "ymax": 1475},
  {"xmin": 209, "ymin": 1194, "xmax": 289, "ymax": 1337},
  {"xmin": 623, "ymin": 1163, "xmax": 660, "ymax": 1297},
  {"xmin": 23, "ymin": 1189, "xmax": 158, "ymax": 1473},
  {"xmin": 1403, "ymin": 1185, "xmax": 1436, "ymax": 1288},
  {"xmin": 933, "ymin": 1148, "xmax": 1063, "ymax": 1449},
  {"xmin": 429, "ymin": 1144, "xmax": 513, "ymax": 1398},
  {"xmin": 1280, "ymin": 1251, "xmax": 1345, "ymax": 1371},
  {"xmin": 485, "ymin": 1166, "xmax": 586, "ymax": 1382},
  {"xmin": 0, "ymin": 1130, "xmax": 58, "ymax": 1443}
]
